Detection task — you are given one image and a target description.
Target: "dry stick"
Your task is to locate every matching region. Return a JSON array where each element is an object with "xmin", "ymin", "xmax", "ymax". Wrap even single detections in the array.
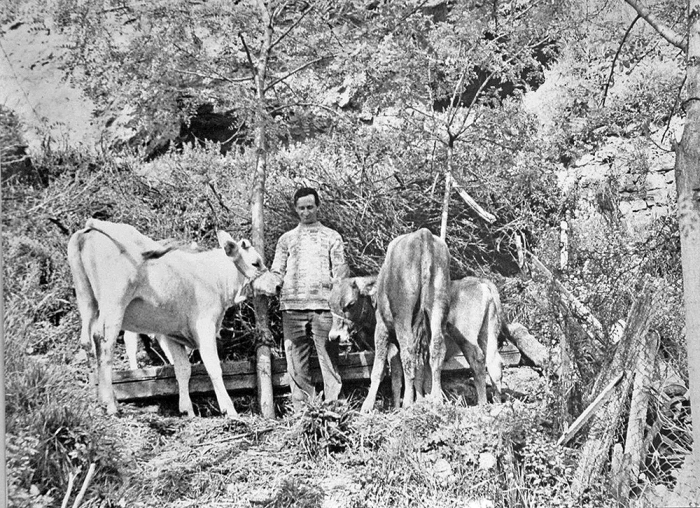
[
  {"xmin": 71, "ymin": 463, "xmax": 96, "ymax": 508},
  {"xmin": 612, "ymin": 330, "xmax": 660, "ymax": 504},
  {"xmin": 571, "ymin": 279, "xmax": 662, "ymax": 499},
  {"xmin": 557, "ymin": 372, "xmax": 624, "ymax": 446},
  {"xmin": 60, "ymin": 471, "xmax": 78, "ymax": 508},
  {"xmin": 527, "ymin": 252, "xmax": 606, "ymax": 345},
  {"xmin": 451, "ymin": 178, "xmax": 497, "ymax": 223}
]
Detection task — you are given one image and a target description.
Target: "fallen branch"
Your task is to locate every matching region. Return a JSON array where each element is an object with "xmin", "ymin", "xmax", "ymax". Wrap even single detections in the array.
[
  {"xmin": 527, "ymin": 252, "xmax": 606, "ymax": 345},
  {"xmin": 557, "ymin": 372, "xmax": 624, "ymax": 447},
  {"xmin": 506, "ymin": 322, "xmax": 549, "ymax": 369}
]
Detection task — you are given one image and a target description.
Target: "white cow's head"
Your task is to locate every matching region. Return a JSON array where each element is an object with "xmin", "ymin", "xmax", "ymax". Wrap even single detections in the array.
[{"xmin": 217, "ymin": 231, "xmax": 267, "ymax": 282}]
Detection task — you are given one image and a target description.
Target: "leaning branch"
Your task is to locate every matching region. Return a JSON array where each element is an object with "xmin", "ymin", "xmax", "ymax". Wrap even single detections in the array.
[
  {"xmin": 451, "ymin": 178, "xmax": 497, "ymax": 223},
  {"xmin": 527, "ymin": 252, "xmax": 606, "ymax": 345},
  {"xmin": 622, "ymin": 0, "xmax": 687, "ymax": 52}
]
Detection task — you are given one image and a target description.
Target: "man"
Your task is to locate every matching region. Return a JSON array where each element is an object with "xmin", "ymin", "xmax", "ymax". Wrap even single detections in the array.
[{"xmin": 257, "ymin": 187, "xmax": 348, "ymax": 409}]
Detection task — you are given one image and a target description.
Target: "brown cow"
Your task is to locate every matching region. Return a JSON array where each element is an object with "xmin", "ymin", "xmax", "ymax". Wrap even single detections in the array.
[
  {"xmin": 360, "ymin": 229, "xmax": 451, "ymax": 413},
  {"xmin": 330, "ymin": 275, "xmax": 504, "ymax": 409},
  {"xmin": 67, "ymin": 219, "xmax": 266, "ymax": 417},
  {"xmin": 328, "ymin": 276, "xmax": 403, "ymax": 408}
]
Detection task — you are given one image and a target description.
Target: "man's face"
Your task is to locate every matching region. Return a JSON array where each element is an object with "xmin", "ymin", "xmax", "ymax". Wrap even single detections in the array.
[{"xmin": 295, "ymin": 194, "xmax": 319, "ymax": 224}]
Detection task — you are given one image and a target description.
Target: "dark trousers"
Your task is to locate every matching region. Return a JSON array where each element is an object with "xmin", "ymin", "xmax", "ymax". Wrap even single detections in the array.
[{"xmin": 282, "ymin": 310, "xmax": 342, "ymax": 409}]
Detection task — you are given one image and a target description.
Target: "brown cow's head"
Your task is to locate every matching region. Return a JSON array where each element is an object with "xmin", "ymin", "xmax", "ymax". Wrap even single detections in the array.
[{"xmin": 328, "ymin": 276, "xmax": 377, "ymax": 350}]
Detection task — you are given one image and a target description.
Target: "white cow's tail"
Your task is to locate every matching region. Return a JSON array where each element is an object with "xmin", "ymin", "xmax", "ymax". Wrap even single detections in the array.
[{"xmin": 67, "ymin": 229, "xmax": 98, "ymax": 353}]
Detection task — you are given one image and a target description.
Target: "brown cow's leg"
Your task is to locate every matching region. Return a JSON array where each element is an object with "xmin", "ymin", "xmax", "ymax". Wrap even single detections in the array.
[
  {"xmin": 428, "ymin": 314, "xmax": 448, "ymax": 403},
  {"xmin": 482, "ymin": 302, "xmax": 503, "ymax": 403},
  {"xmin": 397, "ymin": 325, "xmax": 417, "ymax": 408},
  {"xmin": 163, "ymin": 339, "xmax": 194, "ymax": 417},
  {"xmin": 196, "ymin": 320, "xmax": 237, "ymax": 418},
  {"xmin": 388, "ymin": 343, "xmax": 403, "ymax": 409},
  {"xmin": 361, "ymin": 318, "xmax": 390, "ymax": 413},
  {"xmin": 448, "ymin": 322, "xmax": 489, "ymax": 405}
]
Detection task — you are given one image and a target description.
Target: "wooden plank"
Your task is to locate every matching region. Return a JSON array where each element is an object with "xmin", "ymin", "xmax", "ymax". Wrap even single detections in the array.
[{"xmin": 98, "ymin": 346, "xmax": 521, "ymax": 402}]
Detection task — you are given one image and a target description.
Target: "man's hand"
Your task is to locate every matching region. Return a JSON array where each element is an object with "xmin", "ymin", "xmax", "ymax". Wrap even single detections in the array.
[{"xmin": 252, "ymin": 271, "xmax": 280, "ymax": 297}]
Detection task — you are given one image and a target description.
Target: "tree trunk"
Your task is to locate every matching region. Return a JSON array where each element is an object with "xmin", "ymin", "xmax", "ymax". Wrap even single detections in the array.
[
  {"xmin": 440, "ymin": 141, "xmax": 454, "ymax": 241},
  {"xmin": 250, "ymin": 0, "xmax": 275, "ymax": 419},
  {"xmin": 675, "ymin": 0, "xmax": 700, "ymax": 473}
]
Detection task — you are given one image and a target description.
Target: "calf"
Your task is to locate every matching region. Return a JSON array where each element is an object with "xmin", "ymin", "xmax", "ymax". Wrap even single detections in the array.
[
  {"xmin": 329, "ymin": 275, "xmax": 505, "ymax": 409},
  {"xmin": 67, "ymin": 218, "xmax": 266, "ymax": 417}
]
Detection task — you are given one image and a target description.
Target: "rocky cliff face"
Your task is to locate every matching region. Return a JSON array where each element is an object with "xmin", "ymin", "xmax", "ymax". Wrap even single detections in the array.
[
  {"xmin": 1, "ymin": 19, "xmax": 97, "ymax": 152},
  {"xmin": 559, "ymin": 126, "xmax": 681, "ymax": 244}
]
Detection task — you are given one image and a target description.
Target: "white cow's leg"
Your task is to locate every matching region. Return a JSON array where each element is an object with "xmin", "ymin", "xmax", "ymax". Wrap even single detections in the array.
[
  {"xmin": 123, "ymin": 331, "xmax": 139, "ymax": 370},
  {"xmin": 156, "ymin": 334, "xmax": 177, "ymax": 364},
  {"xmin": 93, "ymin": 310, "xmax": 122, "ymax": 415},
  {"xmin": 196, "ymin": 322, "xmax": 237, "ymax": 418},
  {"xmin": 163, "ymin": 338, "xmax": 194, "ymax": 417},
  {"xmin": 361, "ymin": 318, "xmax": 390, "ymax": 413}
]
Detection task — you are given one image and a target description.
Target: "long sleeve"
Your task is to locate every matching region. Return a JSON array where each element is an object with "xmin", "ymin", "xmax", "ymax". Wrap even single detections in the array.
[{"xmin": 275, "ymin": 223, "xmax": 346, "ymax": 311}]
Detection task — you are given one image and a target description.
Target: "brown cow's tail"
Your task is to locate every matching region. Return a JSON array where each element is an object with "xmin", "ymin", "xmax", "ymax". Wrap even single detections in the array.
[{"xmin": 412, "ymin": 230, "xmax": 433, "ymax": 358}]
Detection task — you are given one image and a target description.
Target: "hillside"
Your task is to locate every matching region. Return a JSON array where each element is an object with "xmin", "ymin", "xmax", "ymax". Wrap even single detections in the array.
[{"xmin": 3, "ymin": 1, "xmax": 699, "ymax": 507}]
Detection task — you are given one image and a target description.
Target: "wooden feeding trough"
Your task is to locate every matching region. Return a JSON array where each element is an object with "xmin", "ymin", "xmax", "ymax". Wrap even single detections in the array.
[{"xmin": 100, "ymin": 342, "xmax": 522, "ymax": 402}]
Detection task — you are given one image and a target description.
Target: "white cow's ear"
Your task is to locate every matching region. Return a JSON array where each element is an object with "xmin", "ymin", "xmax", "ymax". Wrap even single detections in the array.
[{"xmin": 217, "ymin": 231, "xmax": 235, "ymax": 249}]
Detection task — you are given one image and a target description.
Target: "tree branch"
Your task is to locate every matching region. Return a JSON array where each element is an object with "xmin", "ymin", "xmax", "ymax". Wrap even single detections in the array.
[
  {"xmin": 269, "ymin": 5, "xmax": 314, "ymax": 53},
  {"xmin": 263, "ymin": 56, "xmax": 326, "ymax": 93},
  {"xmin": 602, "ymin": 14, "xmax": 640, "ymax": 107},
  {"xmin": 622, "ymin": 0, "xmax": 687, "ymax": 52}
]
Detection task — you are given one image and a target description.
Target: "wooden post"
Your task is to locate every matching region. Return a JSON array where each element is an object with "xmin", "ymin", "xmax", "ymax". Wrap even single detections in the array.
[
  {"xmin": 560, "ymin": 219, "xmax": 569, "ymax": 271},
  {"xmin": 611, "ymin": 330, "xmax": 659, "ymax": 504},
  {"xmin": 571, "ymin": 278, "xmax": 662, "ymax": 499}
]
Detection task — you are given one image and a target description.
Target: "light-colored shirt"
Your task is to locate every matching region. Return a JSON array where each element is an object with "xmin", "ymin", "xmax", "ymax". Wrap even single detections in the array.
[{"xmin": 270, "ymin": 221, "xmax": 347, "ymax": 311}]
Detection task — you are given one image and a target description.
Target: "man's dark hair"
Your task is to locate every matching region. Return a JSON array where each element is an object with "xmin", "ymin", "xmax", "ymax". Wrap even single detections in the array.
[{"xmin": 294, "ymin": 187, "xmax": 320, "ymax": 206}]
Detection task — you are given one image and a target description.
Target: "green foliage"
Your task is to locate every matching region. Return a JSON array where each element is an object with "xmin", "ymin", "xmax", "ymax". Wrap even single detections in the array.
[
  {"xmin": 499, "ymin": 406, "xmax": 617, "ymax": 508},
  {"xmin": 266, "ymin": 478, "xmax": 324, "ymax": 508},
  {"xmin": 5, "ymin": 335, "xmax": 124, "ymax": 506},
  {"xmin": 287, "ymin": 398, "xmax": 356, "ymax": 458},
  {"xmin": 353, "ymin": 404, "xmax": 503, "ymax": 507}
]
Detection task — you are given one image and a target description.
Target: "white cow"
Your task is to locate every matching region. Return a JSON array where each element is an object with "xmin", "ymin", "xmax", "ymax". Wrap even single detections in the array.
[{"xmin": 67, "ymin": 218, "xmax": 266, "ymax": 417}]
